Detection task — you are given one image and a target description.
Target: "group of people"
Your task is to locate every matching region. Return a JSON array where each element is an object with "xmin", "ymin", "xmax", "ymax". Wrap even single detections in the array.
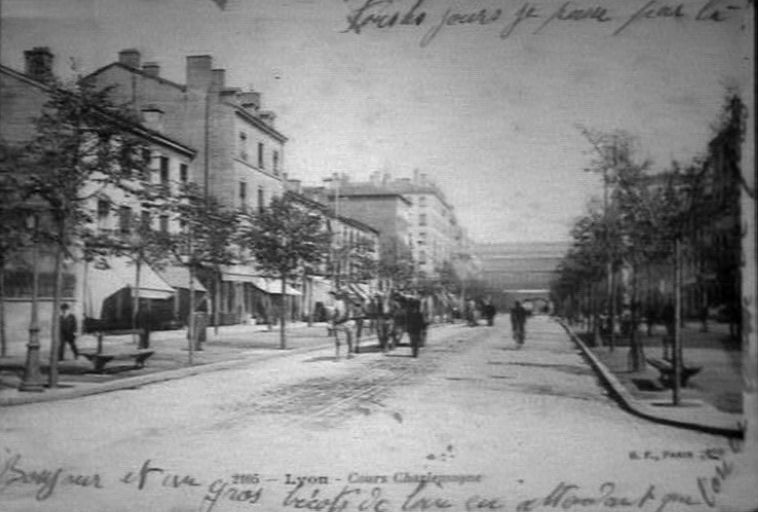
[
  {"xmin": 464, "ymin": 297, "xmax": 497, "ymax": 327},
  {"xmin": 327, "ymin": 290, "xmax": 431, "ymax": 360}
]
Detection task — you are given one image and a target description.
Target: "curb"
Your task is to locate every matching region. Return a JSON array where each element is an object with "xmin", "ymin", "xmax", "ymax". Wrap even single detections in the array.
[
  {"xmin": 0, "ymin": 337, "xmax": 361, "ymax": 407},
  {"xmin": 557, "ymin": 319, "xmax": 743, "ymax": 438},
  {"xmin": 1, "ymin": 323, "xmax": 452, "ymax": 407}
]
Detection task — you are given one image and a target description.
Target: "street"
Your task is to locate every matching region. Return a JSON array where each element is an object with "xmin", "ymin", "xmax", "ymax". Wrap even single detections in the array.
[{"xmin": 0, "ymin": 316, "xmax": 743, "ymax": 512}]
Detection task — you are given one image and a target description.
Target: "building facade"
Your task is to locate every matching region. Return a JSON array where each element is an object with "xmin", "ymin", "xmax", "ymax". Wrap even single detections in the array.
[
  {"xmin": 86, "ymin": 49, "xmax": 293, "ymax": 325},
  {"xmin": 1, "ymin": 47, "xmax": 202, "ymax": 353}
]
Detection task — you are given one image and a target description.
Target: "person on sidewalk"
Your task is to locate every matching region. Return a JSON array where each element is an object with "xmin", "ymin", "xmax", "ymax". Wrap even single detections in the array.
[
  {"xmin": 329, "ymin": 291, "xmax": 354, "ymax": 360},
  {"xmin": 483, "ymin": 298, "xmax": 496, "ymax": 327},
  {"xmin": 58, "ymin": 303, "xmax": 79, "ymax": 360},
  {"xmin": 405, "ymin": 298, "xmax": 425, "ymax": 358},
  {"xmin": 135, "ymin": 304, "xmax": 152, "ymax": 350},
  {"xmin": 510, "ymin": 301, "xmax": 527, "ymax": 347}
]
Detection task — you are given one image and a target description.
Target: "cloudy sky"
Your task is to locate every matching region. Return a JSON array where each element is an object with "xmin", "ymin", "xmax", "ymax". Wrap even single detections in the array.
[{"xmin": 0, "ymin": 0, "xmax": 750, "ymax": 242}]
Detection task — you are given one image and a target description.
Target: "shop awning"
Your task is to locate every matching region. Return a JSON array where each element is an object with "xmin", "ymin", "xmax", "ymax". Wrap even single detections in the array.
[
  {"xmin": 84, "ymin": 256, "xmax": 175, "ymax": 319},
  {"xmin": 157, "ymin": 265, "xmax": 207, "ymax": 292},
  {"xmin": 254, "ymin": 277, "xmax": 302, "ymax": 296}
]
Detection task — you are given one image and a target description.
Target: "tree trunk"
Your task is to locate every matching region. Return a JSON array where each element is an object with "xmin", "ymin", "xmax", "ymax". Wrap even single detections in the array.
[
  {"xmin": 608, "ymin": 266, "xmax": 616, "ymax": 350},
  {"xmin": 0, "ymin": 262, "xmax": 6, "ymax": 357},
  {"xmin": 187, "ymin": 263, "xmax": 195, "ymax": 365},
  {"xmin": 214, "ymin": 267, "xmax": 220, "ymax": 336},
  {"xmin": 672, "ymin": 239, "xmax": 683, "ymax": 405},
  {"xmin": 132, "ymin": 256, "xmax": 142, "ymax": 346},
  {"xmin": 48, "ymin": 239, "xmax": 64, "ymax": 388},
  {"xmin": 279, "ymin": 273, "xmax": 287, "ymax": 350},
  {"xmin": 628, "ymin": 261, "xmax": 645, "ymax": 371}
]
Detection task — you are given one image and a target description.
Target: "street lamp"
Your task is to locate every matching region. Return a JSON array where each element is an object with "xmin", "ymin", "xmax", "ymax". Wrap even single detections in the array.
[{"xmin": 19, "ymin": 213, "xmax": 44, "ymax": 392}]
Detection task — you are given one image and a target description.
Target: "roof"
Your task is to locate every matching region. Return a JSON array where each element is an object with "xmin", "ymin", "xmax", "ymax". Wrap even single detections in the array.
[
  {"xmin": 232, "ymin": 105, "xmax": 288, "ymax": 144},
  {"xmin": 328, "ymin": 184, "xmax": 413, "ymax": 205},
  {"xmin": 0, "ymin": 63, "xmax": 197, "ymax": 157},
  {"xmin": 86, "ymin": 62, "xmax": 186, "ymax": 92}
]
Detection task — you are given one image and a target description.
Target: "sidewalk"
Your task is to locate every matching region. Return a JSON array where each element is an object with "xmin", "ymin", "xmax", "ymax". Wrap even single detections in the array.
[
  {"xmin": 0, "ymin": 321, "xmax": 373, "ymax": 406},
  {"xmin": 561, "ymin": 318, "xmax": 744, "ymax": 437}
]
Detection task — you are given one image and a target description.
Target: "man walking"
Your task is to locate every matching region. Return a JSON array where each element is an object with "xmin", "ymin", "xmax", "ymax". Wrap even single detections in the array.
[
  {"xmin": 510, "ymin": 301, "xmax": 527, "ymax": 347},
  {"xmin": 329, "ymin": 290, "xmax": 354, "ymax": 360},
  {"xmin": 58, "ymin": 303, "xmax": 79, "ymax": 360}
]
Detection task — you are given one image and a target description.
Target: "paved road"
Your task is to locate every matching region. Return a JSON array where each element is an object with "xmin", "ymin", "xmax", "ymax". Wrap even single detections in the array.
[{"xmin": 0, "ymin": 316, "xmax": 747, "ymax": 511}]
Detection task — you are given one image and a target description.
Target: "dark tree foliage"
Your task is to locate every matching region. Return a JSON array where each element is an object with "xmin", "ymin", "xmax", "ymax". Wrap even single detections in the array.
[{"xmin": 238, "ymin": 193, "xmax": 331, "ymax": 349}]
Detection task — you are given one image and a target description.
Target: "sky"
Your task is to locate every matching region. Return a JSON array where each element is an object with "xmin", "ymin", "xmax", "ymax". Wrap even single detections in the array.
[{"xmin": 0, "ymin": 0, "xmax": 750, "ymax": 243}]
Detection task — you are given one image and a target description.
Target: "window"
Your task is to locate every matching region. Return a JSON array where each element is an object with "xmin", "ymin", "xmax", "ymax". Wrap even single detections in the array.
[
  {"xmin": 419, "ymin": 195, "xmax": 427, "ymax": 207},
  {"xmin": 257, "ymin": 142, "xmax": 264, "ymax": 169},
  {"xmin": 159, "ymin": 156, "xmax": 170, "ymax": 186},
  {"xmin": 419, "ymin": 214, "xmax": 427, "ymax": 226},
  {"xmin": 141, "ymin": 149, "xmax": 152, "ymax": 179},
  {"xmin": 141, "ymin": 210, "xmax": 151, "ymax": 231},
  {"xmin": 159, "ymin": 214, "xmax": 169, "ymax": 233},
  {"xmin": 179, "ymin": 164, "xmax": 188, "ymax": 183},
  {"xmin": 273, "ymin": 150, "xmax": 279, "ymax": 175},
  {"xmin": 239, "ymin": 181, "xmax": 247, "ymax": 208},
  {"xmin": 97, "ymin": 199, "xmax": 109, "ymax": 222},
  {"xmin": 257, "ymin": 187, "xmax": 264, "ymax": 213},
  {"xmin": 419, "ymin": 250, "xmax": 427, "ymax": 265},
  {"xmin": 239, "ymin": 132, "xmax": 248, "ymax": 161},
  {"xmin": 118, "ymin": 206, "xmax": 132, "ymax": 234}
]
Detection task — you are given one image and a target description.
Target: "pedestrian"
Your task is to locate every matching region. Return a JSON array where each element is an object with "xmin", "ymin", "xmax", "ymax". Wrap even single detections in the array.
[
  {"xmin": 510, "ymin": 301, "xmax": 527, "ymax": 347},
  {"xmin": 58, "ymin": 303, "xmax": 79, "ymax": 360},
  {"xmin": 135, "ymin": 303, "xmax": 152, "ymax": 349},
  {"xmin": 483, "ymin": 298, "xmax": 496, "ymax": 326},
  {"xmin": 405, "ymin": 298, "xmax": 425, "ymax": 358},
  {"xmin": 329, "ymin": 290, "xmax": 354, "ymax": 360}
]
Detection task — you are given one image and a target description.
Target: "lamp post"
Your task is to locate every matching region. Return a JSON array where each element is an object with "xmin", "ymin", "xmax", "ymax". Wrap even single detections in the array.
[
  {"xmin": 128, "ymin": 231, "xmax": 143, "ymax": 347},
  {"xmin": 19, "ymin": 213, "xmax": 44, "ymax": 392}
]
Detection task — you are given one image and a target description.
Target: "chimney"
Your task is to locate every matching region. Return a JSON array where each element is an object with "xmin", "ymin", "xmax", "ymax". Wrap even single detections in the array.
[
  {"xmin": 118, "ymin": 49, "xmax": 141, "ymax": 69},
  {"xmin": 186, "ymin": 55, "xmax": 213, "ymax": 90},
  {"xmin": 211, "ymin": 69, "xmax": 225, "ymax": 91},
  {"xmin": 370, "ymin": 171, "xmax": 380, "ymax": 185},
  {"xmin": 287, "ymin": 179, "xmax": 302, "ymax": 193},
  {"xmin": 239, "ymin": 91, "xmax": 260, "ymax": 111},
  {"xmin": 413, "ymin": 169, "xmax": 420, "ymax": 184},
  {"xmin": 259, "ymin": 110, "xmax": 276, "ymax": 126},
  {"xmin": 142, "ymin": 62, "xmax": 160, "ymax": 77},
  {"xmin": 420, "ymin": 173, "xmax": 428, "ymax": 185},
  {"xmin": 24, "ymin": 47, "xmax": 54, "ymax": 82},
  {"xmin": 382, "ymin": 173, "xmax": 390, "ymax": 185},
  {"xmin": 141, "ymin": 105, "xmax": 164, "ymax": 133}
]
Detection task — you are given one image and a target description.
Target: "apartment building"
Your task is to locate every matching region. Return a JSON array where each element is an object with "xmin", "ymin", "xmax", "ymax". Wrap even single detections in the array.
[
  {"xmin": 86, "ymin": 49, "xmax": 288, "ymax": 212},
  {"xmin": 0, "ymin": 48, "xmax": 202, "ymax": 352},
  {"xmin": 86, "ymin": 49, "xmax": 292, "ymax": 325}
]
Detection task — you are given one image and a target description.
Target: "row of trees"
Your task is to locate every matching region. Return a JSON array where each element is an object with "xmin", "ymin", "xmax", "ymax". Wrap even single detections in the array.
[
  {"xmin": 552, "ymin": 93, "xmax": 745, "ymax": 400},
  {"xmin": 1, "ymin": 78, "xmax": 477, "ymax": 386}
]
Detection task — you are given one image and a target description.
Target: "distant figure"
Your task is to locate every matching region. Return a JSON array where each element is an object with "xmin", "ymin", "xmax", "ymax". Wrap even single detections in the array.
[
  {"xmin": 329, "ymin": 291, "xmax": 354, "ymax": 360},
  {"xmin": 135, "ymin": 305, "xmax": 152, "ymax": 349},
  {"xmin": 58, "ymin": 303, "xmax": 79, "ymax": 360},
  {"xmin": 510, "ymin": 301, "xmax": 527, "ymax": 347},
  {"xmin": 405, "ymin": 299, "xmax": 425, "ymax": 358},
  {"xmin": 465, "ymin": 298, "xmax": 478, "ymax": 326},
  {"xmin": 483, "ymin": 299, "xmax": 496, "ymax": 327}
]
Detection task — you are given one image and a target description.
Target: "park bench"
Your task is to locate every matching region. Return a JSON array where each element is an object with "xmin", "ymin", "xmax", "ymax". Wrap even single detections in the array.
[
  {"xmin": 646, "ymin": 357, "xmax": 702, "ymax": 388},
  {"xmin": 79, "ymin": 329, "xmax": 153, "ymax": 373},
  {"xmin": 79, "ymin": 349, "xmax": 155, "ymax": 374}
]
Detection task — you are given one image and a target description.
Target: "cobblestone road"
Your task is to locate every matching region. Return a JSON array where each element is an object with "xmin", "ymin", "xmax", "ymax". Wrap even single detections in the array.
[{"xmin": 0, "ymin": 316, "xmax": 750, "ymax": 512}]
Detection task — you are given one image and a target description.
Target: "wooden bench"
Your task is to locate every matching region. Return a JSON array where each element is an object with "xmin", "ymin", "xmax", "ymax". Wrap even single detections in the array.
[
  {"xmin": 79, "ymin": 349, "xmax": 155, "ymax": 374},
  {"xmin": 646, "ymin": 357, "xmax": 702, "ymax": 388}
]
